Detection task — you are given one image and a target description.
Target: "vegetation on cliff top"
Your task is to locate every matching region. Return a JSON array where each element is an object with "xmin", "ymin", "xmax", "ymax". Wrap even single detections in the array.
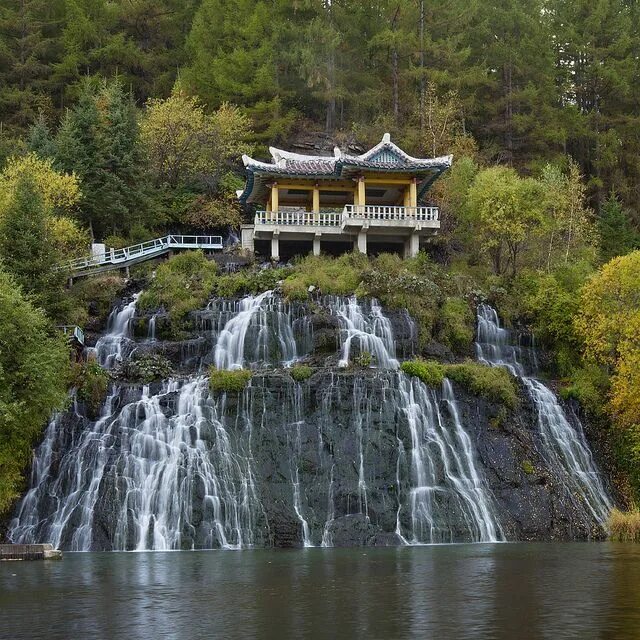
[
  {"xmin": 209, "ymin": 368, "xmax": 252, "ymax": 393},
  {"xmin": 400, "ymin": 359, "xmax": 518, "ymax": 409}
]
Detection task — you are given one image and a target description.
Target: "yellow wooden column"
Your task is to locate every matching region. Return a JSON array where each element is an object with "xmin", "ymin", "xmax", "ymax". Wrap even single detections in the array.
[
  {"xmin": 357, "ymin": 177, "xmax": 366, "ymax": 213},
  {"xmin": 409, "ymin": 178, "xmax": 417, "ymax": 208},
  {"xmin": 403, "ymin": 185, "xmax": 411, "ymax": 208},
  {"xmin": 271, "ymin": 183, "xmax": 279, "ymax": 222},
  {"xmin": 312, "ymin": 184, "xmax": 320, "ymax": 223}
]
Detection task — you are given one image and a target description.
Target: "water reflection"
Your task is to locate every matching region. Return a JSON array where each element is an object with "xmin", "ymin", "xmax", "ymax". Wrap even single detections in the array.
[{"xmin": 1, "ymin": 544, "xmax": 640, "ymax": 639}]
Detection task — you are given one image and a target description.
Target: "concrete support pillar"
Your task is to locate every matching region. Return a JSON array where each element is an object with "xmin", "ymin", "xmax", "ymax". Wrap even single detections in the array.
[
  {"xmin": 356, "ymin": 230, "xmax": 367, "ymax": 254},
  {"xmin": 241, "ymin": 225, "xmax": 255, "ymax": 253},
  {"xmin": 409, "ymin": 178, "xmax": 418, "ymax": 208},
  {"xmin": 313, "ymin": 233, "xmax": 321, "ymax": 256},
  {"xmin": 404, "ymin": 232, "xmax": 420, "ymax": 259},
  {"xmin": 271, "ymin": 232, "xmax": 280, "ymax": 261}
]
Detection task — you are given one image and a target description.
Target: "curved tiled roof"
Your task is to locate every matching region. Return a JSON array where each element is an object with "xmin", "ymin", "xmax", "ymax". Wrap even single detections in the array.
[{"xmin": 239, "ymin": 133, "xmax": 452, "ymax": 203}]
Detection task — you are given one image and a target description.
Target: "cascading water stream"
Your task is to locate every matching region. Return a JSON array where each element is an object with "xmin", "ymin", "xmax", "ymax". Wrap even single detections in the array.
[
  {"xmin": 328, "ymin": 296, "xmax": 399, "ymax": 369},
  {"xmin": 93, "ymin": 293, "xmax": 140, "ymax": 368},
  {"xmin": 212, "ymin": 291, "xmax": 306, "ymax": 370},
  {"xmin": 475, "ymin": 304, "xmax": 612, "ymax": 526},
  {"xmin": 398, "ymin": 374, "xmax": 503, "ymax": 544}
]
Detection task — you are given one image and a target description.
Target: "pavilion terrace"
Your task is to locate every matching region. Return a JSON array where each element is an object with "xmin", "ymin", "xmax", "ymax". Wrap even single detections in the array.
[{"xmin": 237, "ymin": 133, "xmax": 452, "ymax": 260}]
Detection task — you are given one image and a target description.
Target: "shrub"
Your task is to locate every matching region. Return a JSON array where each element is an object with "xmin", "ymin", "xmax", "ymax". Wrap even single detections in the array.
[
  {"xmin": 438, "ymin": 297, "xmax": 474, "ymax": 353},
  {"xmin": 282, "ymin": 253, "xmax": 367, "ymax": 300},
  {"xmin": 113, "ymin": 353, "xmax": 173, "ymax": 383},
  {"xmin": 401, "ymin": 359, "xmax": 445, "ymax": 387},
  {"xmin": 138, "ymin": 251, "xmax": 218, "ymax": 332},
  {"xmin": 0, "ymin": 268, "xmax": 70, "ymax": 514},
  {"xmin": 608, "ymin": 508, "xmax": 640, "ymax": 542},
  {"xmin": 67, "ymin": 274, "xmax": 127, "ymax": 326},
  {"xmin": 354, "ymin": 351, "xmax": 372, "ymax": 368},
  {"xmin": 290, "ymin": 364, "xmax": 313, "ymax": 382},
  {"xmin": 209, "ymin": 368, "xmax": 252, "ymax": 392},
  {"xmin": 70, "ymin": 360, "xmax": 109, "ymax": 415},
  {"xmin": 444, "ymin": 361, "xmax": 518, "ymax": 408}
]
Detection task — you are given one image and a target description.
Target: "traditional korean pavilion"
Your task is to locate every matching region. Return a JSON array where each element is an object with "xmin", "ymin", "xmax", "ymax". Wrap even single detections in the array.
[{"xmin": 238, "ymin": 133, "xmax": 452, "ymax": 260}]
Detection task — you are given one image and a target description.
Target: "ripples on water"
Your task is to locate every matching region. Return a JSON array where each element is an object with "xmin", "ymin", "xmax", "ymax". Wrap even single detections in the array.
[{"xmin": 1, "ymin": 544, "xmax": 640, "ymax": 640}]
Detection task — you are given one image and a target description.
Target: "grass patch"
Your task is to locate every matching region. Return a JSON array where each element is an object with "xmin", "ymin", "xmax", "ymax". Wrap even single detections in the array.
[
  {"xmin": 290, "ymin": 364, "xmax": 313, "ymax": 382},
  {"xmin": 521, "ymin": 459, "xmax": 535, "ymax": 475},
  {"xmin": 608, "ymin": 508, "xmax": 640, "ymax": 542},
  {"xmin": 138, "ymin": 251, "xmax": 218, "ymax": 333},
  {"xmin": 401, "ymin": 359, "xmax": 518, "ymax": 407},
  {"xmin": 400, "ymin": 359, "xmax": 445, "ymax": 387},
  {"xmin": 445, "ymin": 362, "xmax": 518, "ymax": 408},
  {"xmin": 209, "ymin": 368, "xmax": 252, "ymax": 392},
  {"xmin": 215, "ymin": 267, "xmax": 290, "ymax": 298}
]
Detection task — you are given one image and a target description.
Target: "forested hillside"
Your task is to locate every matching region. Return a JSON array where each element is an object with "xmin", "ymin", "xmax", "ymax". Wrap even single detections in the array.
[{"xmin": 1, "ymin": 0, "xmax": 640, "ymax": 516}]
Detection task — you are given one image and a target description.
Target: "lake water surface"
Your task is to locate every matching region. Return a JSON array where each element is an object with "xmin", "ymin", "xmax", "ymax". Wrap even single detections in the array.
[{"xmin": 1, "ymin": 543, "xmax": 640, "ymax": 640}]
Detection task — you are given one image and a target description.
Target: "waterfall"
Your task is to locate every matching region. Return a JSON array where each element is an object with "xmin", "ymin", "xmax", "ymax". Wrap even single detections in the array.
[
  {"xmin": 327, "ymin": 296, "xmax": 399, "ymax": 369},
  {"xmin": 9, "ymin": 378, "xmax": 266, "ymax": 550},
  {"xmin": 475, "ymin": 304, "xmax": 612, "ymax": 526},
  {"xmin": 93, "ymin": 293, "xmax": 139, "ymax": 368},
  {"xmin": 212, "ymin": 292, "xmax": 309, "ymax": 370},
  {"xmin": 397, "ymin": 374, "xmax": 503, "ymax": 543},
  {"xmin": 147, "ymin": 314, "xmax": 156, "ymax": 341}
]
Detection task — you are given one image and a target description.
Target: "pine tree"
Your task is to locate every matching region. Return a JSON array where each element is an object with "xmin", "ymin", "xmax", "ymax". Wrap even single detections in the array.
[
  {"xmin": 0, "ymin": 173, "xmax": 66, "ymax": 315},
  {"xmin": 0, "ymin": 0, "xmax": 65, "ymax": 130}
]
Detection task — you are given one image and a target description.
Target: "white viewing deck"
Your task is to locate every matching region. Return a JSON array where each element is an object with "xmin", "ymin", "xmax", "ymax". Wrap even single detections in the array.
[
  {"xmin": 246, "ymin": 205, "xmax": 440, "ymax": 259},
  {"xmin": 63, "ymin": 235, "xmax": 223, "ymax": 278}
]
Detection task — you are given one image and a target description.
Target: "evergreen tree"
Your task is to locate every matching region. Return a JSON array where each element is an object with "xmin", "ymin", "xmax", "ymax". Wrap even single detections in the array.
[
  {"xmin": 598, "ymin": 194, "xmax": 640, "ymax": 262},
  {"xmin": 0, "ymin": 173, "xmax": 66, "ymax": 315},
  {"xmin": 0, "ymin": 0, "xmax": 65, "ymax": 130},
  {"xmin": 54, "ymin": 78, "xmax": 150, "ymax": 238}
]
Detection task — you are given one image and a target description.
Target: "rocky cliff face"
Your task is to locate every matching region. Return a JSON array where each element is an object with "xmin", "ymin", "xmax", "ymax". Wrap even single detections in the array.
[{"xmin": 7, "ymin": 293, "xmax": 610, "ymax": 550}]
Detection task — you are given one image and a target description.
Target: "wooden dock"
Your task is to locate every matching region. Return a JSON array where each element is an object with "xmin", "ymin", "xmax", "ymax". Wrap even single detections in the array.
[{"xmin": 0, "ymin": 544, "xmax": 62, "ymax": 561}]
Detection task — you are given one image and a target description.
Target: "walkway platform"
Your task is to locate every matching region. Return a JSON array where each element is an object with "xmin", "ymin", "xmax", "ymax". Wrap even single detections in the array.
[
  {"xmin": 63, "ymin": 235, "xmax": 223, "ymax": 278},
  {"xmin": 0, "ymin": 544, "xmax": 62, "ymax": 560}
]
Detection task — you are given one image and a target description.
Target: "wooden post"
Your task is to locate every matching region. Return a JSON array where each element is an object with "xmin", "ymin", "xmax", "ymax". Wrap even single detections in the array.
[
  {"xmin": 358, "ymin": 177, "xmax": 366, "ymax": 213},
  {"xmin": 403, "ymin": 185, "xmax": 411, "ymax": 208},
  {"xmin": 271, "ymin": 183, "xmax": 279, "ymax": 216},
  {"xmin": 313, "ymin": 184, "xmax": 320, "ymax": 224},
  {"xmin": 409, "ymin": 178, "xmax": 417, "ymax": 208}
]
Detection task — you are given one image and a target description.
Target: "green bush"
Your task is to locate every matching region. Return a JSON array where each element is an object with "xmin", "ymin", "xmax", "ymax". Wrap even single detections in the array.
[
  {"xmin": 560, "ymin": 364, "xmax": 610, "ymax": 418},
  {"xmin": 209, "ymin": 368, "xmax": 252, "ymax": 392},
  {"xmin": 114, "ymin": 353, "xmax": 173, "ymax": 383},
  {"xmin": 71, "ymin": 360, "xmax": 109, "ymax": 415},
  {"xmin": 215, "ymin": 267, "xmax": 290, "ymax": 298},
  {"xmin": 0, "ymin": 268, "xmax": 70, "ymax": 514},
  {"xmin": 400, "ymin": 359, "xmax": 445, "ymax": 387},
  {"xmin": 67, "ymin": 274, "xmax": 127, "ymax": 326},
  {"xmin": 444, "ymin": 362, "xmax": 518, "ymax": 408},
  {"xmin": 282, "ymin": 253, "xmax": 368, "ymax": 300},
  {"xmin": 138, "ymin": 251, "xmax": 218, "ymax": 332},
  {"xmin": 438, "ymin": 297, "xmax": 474, "ymax": 353},
  {"xmin": 290, "ymin": 364, "xmax": 313, "ymax": 382}
]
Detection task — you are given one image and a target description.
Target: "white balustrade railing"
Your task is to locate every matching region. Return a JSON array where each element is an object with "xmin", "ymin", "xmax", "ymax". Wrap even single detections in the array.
[
  {"xmin": 62, "ymin": 235, "xmax": 223, "ymax": 272},
  {"xmin": 255, "ymin": 210, "xmax": 342, "ymax": 227},
  {"xmin": 342, "ymin": 204, "xmax": 439, "ymax": 221},
  {"xmin": 255, "ymin": 205, "xmax": 439, "ymax": 227}
]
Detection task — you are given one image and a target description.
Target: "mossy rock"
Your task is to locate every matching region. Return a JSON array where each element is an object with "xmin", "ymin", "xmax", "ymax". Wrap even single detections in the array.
[{"xmin": 209, "ymin": 368, "xmax": 252, "ymax": 392}]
